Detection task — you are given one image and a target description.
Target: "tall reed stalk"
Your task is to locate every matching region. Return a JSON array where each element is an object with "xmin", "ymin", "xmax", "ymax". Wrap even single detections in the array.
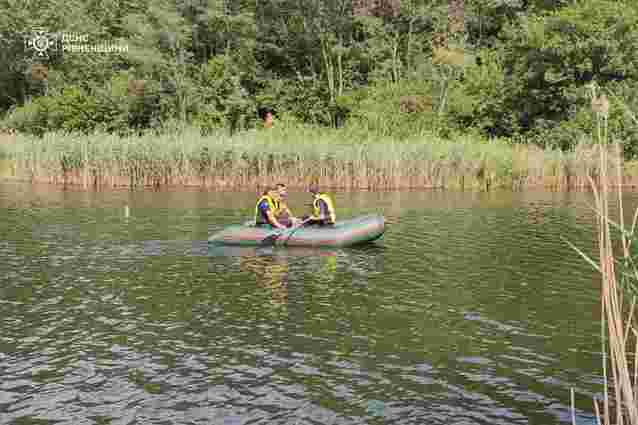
[{"xmin": 568, "ymin": 82, "xmax": 638, "ymax": 425}]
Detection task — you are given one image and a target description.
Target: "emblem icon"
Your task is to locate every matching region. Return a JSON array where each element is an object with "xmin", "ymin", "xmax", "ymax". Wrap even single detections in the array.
[{"xmin": 24, "ymin": 29, "xmax": 58, "ymax": 59}]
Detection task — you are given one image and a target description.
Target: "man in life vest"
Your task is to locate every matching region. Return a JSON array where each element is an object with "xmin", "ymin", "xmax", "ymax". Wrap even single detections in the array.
[
  {"xmin": 275, "ymin": 183, "xmax": 300, "ymax": 227},
  {"xmin": 302, "ymin": 184, "xmax": 336, "ymax": 226},
  {"xmin": 255, "ymin": 186, "xmax": 287, "ymax": 229}
]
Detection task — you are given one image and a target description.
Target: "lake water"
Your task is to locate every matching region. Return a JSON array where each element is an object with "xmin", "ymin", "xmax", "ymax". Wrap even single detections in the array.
[{"xmin": 0, "ymin": 183, "xmax": 622, "ymax": 425}]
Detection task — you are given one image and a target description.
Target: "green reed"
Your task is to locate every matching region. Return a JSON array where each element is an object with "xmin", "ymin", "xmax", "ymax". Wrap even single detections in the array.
[{"xmin": 0, "ymin": 124, "xmax": 626, "ymax": 191}]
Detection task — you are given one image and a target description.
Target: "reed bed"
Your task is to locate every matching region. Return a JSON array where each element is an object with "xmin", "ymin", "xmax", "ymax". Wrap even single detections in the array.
[
  {"xmin": 568, "ymin": 86, "xmax": 638, "ymax": 425},
  {"xmin": 0, "ymin": 125, "xmax": 633, "ymax": 191}
]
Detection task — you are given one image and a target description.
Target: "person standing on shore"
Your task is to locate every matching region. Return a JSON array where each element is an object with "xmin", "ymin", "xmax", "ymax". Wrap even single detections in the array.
[
  {"xmin": 264, "ymin": 111, "xmax": 274, "ymax": 128},
  {"xmin": 258, "ymin": 108, "xmax": 275, "ymax": 129}
]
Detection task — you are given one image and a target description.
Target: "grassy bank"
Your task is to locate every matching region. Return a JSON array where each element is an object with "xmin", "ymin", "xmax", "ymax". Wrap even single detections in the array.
[{"xmin": 0, "ymin": 125, "xmax": 634, "ymax": 191}]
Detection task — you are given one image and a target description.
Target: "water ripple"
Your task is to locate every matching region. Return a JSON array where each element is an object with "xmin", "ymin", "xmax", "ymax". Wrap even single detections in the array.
[{"xmin": 0, "ymin": 186, "xmax": 616, "ymax": 424}]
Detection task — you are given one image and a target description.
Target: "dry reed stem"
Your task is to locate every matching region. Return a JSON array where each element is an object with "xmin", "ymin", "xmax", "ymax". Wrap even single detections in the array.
[
  {"xmin": 595, "ymin": 398, "xmax": 603, "ymax": 425},
  {"xmin": 617, "ymin": 142, "xmax": 628, "ymax": 257},
  {"xmin": 588, "ymin": 89, "xmax": 638, "ymax": 425},
  {"xmin": 572, "ymin": 388, "xmax": 577, "ymax": 425},
  {"xmin": 624, "ymin": 298, "xmax": 637, "ymax": 347},
  {"xmin": 634, "ymin": 330, "xmax": 638, "ymax": 399}
]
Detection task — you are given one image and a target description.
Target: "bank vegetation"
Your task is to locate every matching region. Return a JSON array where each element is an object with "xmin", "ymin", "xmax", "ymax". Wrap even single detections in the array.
[
  {"xmin": 1, "ymin": 124, "xmax": 635, "ymax": 191},
  {"xmin": 2, "ymin": 0, "xmax": 638, "ymax": 167}
]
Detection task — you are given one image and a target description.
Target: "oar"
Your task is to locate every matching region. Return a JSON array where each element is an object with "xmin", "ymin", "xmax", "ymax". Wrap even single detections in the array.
[
  {"xmin": 280, "ymin": 217, "xmax": 314, "ymax": 245},
  {"xmin": 260, "ymin": 218, "xmax": 313, "ymax": 246}
]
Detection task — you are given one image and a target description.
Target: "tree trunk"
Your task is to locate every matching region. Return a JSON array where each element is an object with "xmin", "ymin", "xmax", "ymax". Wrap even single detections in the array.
[
  {"xmin": 321, "ymin": 37, "xmax": 335, "ymax": 104},
  {"xmin": 391, "ymin": 33, "xmax": 400, "ymax": 83},
  {"xmin": 448, "ymin": 0, "xmax": 465, "ymax": 40},
  {"xmin": 337, "ymin": 35, "xmax": 343, "ymax": 98},
  {"xmin": 406, "ymin": 11, "xmax": 415, "ymax": 73}
]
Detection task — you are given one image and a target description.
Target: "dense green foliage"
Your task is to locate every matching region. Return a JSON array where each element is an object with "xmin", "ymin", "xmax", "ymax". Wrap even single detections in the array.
[{"xmin": 1, "ymin": 0, "xmax": 638, "ymax": 156}]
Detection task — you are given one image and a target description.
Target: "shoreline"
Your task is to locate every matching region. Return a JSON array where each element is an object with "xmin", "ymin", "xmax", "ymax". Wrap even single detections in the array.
[{"xmin": 3, "ymin": 174, "xmax": 638, "ymax": 192}]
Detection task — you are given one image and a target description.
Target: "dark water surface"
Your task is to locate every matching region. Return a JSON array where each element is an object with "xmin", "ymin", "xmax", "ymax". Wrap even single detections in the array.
[{"xmin": 0, "ymin": 184, "xmax": 623, "ymax": 424}]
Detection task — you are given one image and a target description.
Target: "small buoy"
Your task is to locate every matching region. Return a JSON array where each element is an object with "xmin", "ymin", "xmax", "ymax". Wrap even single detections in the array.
[{"xmin": 124, "ymin": 205, "xmax": 130, "ymax": 218}]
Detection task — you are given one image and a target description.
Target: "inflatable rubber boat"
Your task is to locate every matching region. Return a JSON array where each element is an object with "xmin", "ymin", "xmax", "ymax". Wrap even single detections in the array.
[{"xmin": 208, "ymin": 214, "xmax": 385, "ymax": 248}]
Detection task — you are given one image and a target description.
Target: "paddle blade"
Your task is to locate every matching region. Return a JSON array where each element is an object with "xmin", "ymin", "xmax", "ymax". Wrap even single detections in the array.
[
  {"xmin": 261, "ymin": 231, "xmax": 283, "ymax": 246},
  {"xmin": 261, "ymin": 221, "xmax": 309, "ymax": 246}
]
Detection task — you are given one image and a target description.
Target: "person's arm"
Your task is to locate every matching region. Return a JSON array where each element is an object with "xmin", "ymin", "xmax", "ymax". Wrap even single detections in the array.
[
  {"xmin": 307, "ymin": 200, "xmax": 327, "ymax": 220},
  {"xmin": 283, "ymin": 205, "xmax": 300, "ymax": 224},
  {"xmin": 260, "ymin": 202, "xmax": 286, "ymax": 229},
  {"xmin": 259, "ymin": 200, "xmax": 286, "ymax": 229},
  {"xmin": 316, "ymin": 199, "xmax": 329, "ymax": 220},
  {"xmin": 266, "ymin": 210, "xmax": 287, "ymax": 229}
]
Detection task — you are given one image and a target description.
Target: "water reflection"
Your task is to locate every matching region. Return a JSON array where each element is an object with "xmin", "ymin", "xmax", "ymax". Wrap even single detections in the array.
[
  {"xmin": 241, "ymin": 254, "xmax": 290, "ymax": 307},
  {"xmin": 208, "ymin": 245, "xmax": 371, "ymax": 308}
]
